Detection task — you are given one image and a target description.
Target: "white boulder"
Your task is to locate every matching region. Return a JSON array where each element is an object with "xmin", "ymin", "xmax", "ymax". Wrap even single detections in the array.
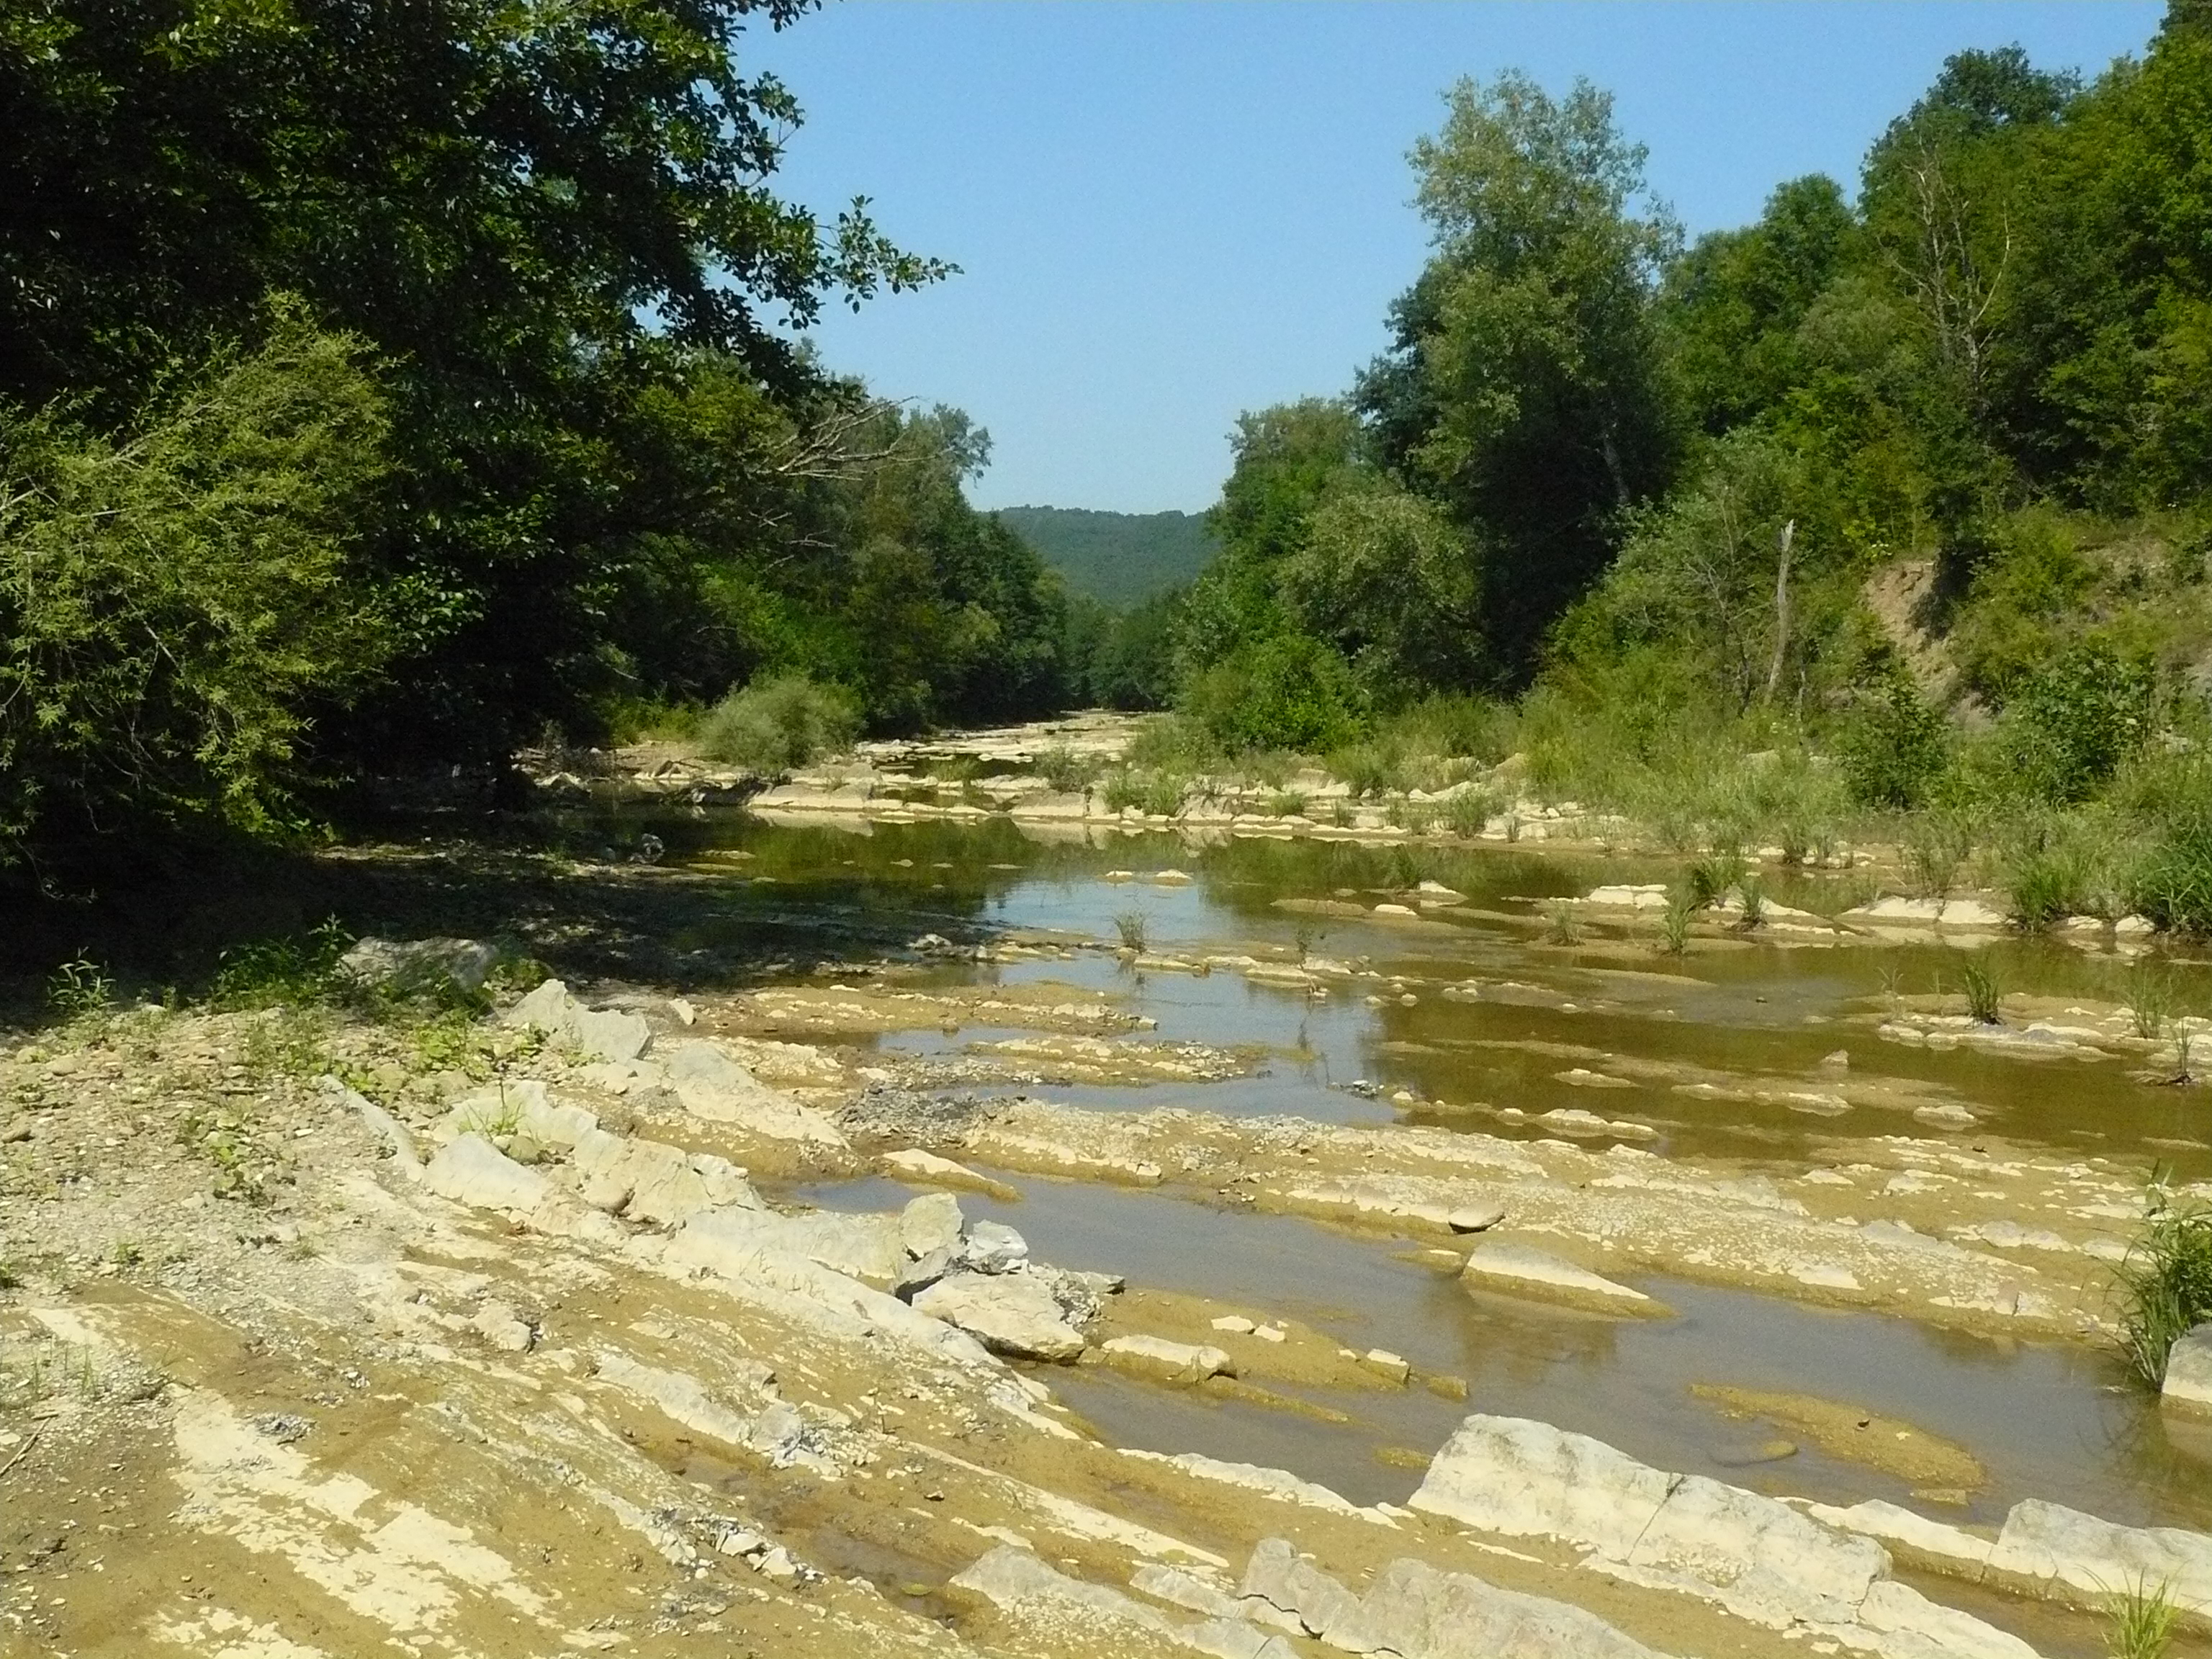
[
  {"xmin": 2164, "ymin": 1323, "xmax": 2212, "ymax": 1412},
  {"xmin": 505, "ymin": 978, "xmax": 652, "ymax": 1063},
  {"xmin": 1100, "ymin": 1334, "xmax": 1235, "ymax": 1383},
  {"xmin": 913, "ymin": 1272, "xmax": 1087, "ymax": 1362}
]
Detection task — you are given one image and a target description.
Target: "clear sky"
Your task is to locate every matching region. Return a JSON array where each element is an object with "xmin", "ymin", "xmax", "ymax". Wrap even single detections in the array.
[{"xmin": 747, "ymin": 1, "xmax": 2165, "ymax": 515}]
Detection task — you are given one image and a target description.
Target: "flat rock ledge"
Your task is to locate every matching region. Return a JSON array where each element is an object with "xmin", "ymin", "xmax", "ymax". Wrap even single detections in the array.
[
  {"xmin": 1458, "ymin": 1240, "xmax": 1664, "ymax": 1316},
  {"xmin": 1411, "ymin": 1414, "xmax": 2038, "ymax": 1659}
]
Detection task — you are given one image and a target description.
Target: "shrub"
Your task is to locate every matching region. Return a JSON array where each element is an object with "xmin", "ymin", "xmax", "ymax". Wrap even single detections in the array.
[
  {"xmin": 1993, "ymin": 639, "xmax": 2155, "ymax": 805},
  {"xmin": 1182, "ymin": 634, "xmax": 1364, "ymax": 753},
  {"xmin": 1904, "ymin": 812, "xmax": 1976, "ymax": 900},
  {"xmin": 1112, "ymin": 912, "xmax": 1148, "ymax": 953},
  {"xmin": 2129, "ymin": 797, "xmax": 2212, "ymax": 935},
  {"xmin": 1657, "ymin": 887, "xmax": 1695, "ymax": 955},
  {"xmin": 1444, "ymin": 788, "xmax": 1498, "ymax": 838},
  {"xmin": 0, "ymin": 318, "xmax": 397, "ymax": 858},
  {"xmin": 46, "ymin": 958, "xmax": 114, "ymax": 1020},
  {"xmin": 1264, "ymin": 790, "xmax": 1308, "ymax": 819},
  {"xmin": 1034, "ymin": 745, "xmax": 1099, "ymax": 793},
  {"xmin": 698, "ymin": 675, "xmax": 860, "ymax": 775},
  {"xmin": 210, "ymin": 920, "xmax": 354, "ymax": 1010},
  {"xmin": 1328, "ymin": 742, "xmax": 1405, "ymax": 799},
  {"xmin": 1835, "ymin": 667, "xmax": 1948, "ymax": 809},
  {"xmin": 2115, "ymin": 1193, "xmax": 2212, "ymax": 1388}
]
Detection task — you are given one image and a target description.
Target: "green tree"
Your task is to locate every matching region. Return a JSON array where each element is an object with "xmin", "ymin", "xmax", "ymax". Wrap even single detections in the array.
[
  {"xmin": 0, "ymin": 318, "xmax": 396, "ymax": 860},
  {"xmin": 1359, "ymin": 72, "xmax": 1681, "ymax": 671}
]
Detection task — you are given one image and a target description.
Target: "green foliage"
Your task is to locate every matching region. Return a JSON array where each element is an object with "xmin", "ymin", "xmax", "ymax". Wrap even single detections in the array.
[
  {"xmin": 1360, "ymin": 71, "xmax": 1681, "ymax": 670},
  {"xmin": 2103, "ymin": 1575, "xmax": 2180, "ymax": 1659},
  {"xmin": 45, "ymin": 958, "xmax": 112, "ymax": 1020},
  {"xmin": 2115, "ymin": 1190, "xmax": 2212, "ymax": 1388},
  {"xmin": 0, "ymin": 320, "xmax": 395, "ymax": 855},
  {"xmin": 1183, "ymin": 635, "xmax": 1365, "ymax": 754},
  {"xmin": 1034, "ymin": 746, "xmax": 1101, "ymax": 795},
  {"xmin": 210, "ymin": 920, "xmax": 354, "ymax": 1012},
  {"xmin": 1903, "ymin": 812, "xmax": 1977, "ymax": 900},
  {"xmin": 1444, "ymin": 788, "xmax": 1498, "ymax": 838},
  {"xmin": 2125, "ymin": 961, "xmax": 2177, "ymax": 1040},
  {"xmin": 1990, "ymin": 641, "xmax": 2156, "ymax": 805},
  {"xmin": 1656, "ymin": 886, "xmax": 1696, "ymax": 955},
  {"xmin": 1835, "ymin": 665, "xmax": 1949, "ymax": 809},
  {"xmin": 1112, "ymin": 912, "xmax": 1149, "ymax": 953},
  {"xmin": 698, "ymin": 675, "xmax": 860, "ymax": 775},
  {"xmin": 1958, "ymin": 952, "xmax": 2005, "ymax": 1024},
  {"xmin": 1100, "ymin": 769, "xmax": 1186, "ymax": 818}
]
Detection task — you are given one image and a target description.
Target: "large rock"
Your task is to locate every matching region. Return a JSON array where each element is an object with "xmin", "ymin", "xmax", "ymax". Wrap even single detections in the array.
[
  {"xmin": 661, "ymin": 1203, "xmax": 904, "ymax": 1282},
  {"xmin": 660, "ymin": 1040, "xmax": 851, "ymax": 1149},
  {"xmin": 340, "ymin": 936, "xmax": 498, "ymax": 997},
  {"xmin": 1100, "ymin": 1334, "xmax": 1235, "ymax": 1384},
  {"xmin": 570, "ymin": 1128, "xmax": 759, "ymax": 1225},
  {"xmin": 912, "ymin": 1271, "xmax": 1087, "ymax": 1361},
  {"xmin": 425, "ymin": 1133, "xmax": 557, "ymax": 1213},
  {"xmin": 961, "ymin": 1218, "xmax": 1030, "ymax": 1273},
  {"xmin": 443, "ymin": 1080, "xmax": 598, "ymax": 1154},
  {"xmin": 900, "ymin": 1191, "xmax": 966, "ymax": 1259},
  {"xmin": 505, "ymin": 978, "xmax": 652, "ymax": 1063},
  {"xmin": 1237, "ymin": 1539, "xmax": 1668, "ymax": 1659},
  {"xmin": 1987, "ymin": 1499, "xmax": 2212, "ymax": 1613},
  {"xmin": 1460, "ymin": 1241, "xmax": 1658, "ymax": 1314},
  {"xmin": 1411, "ymin": 1416, "xmax": 1887, "ymax": 1629},
  {"xmin": 2165, "ymin": 1323, "xmax": 2212, "ymax": 1412}
]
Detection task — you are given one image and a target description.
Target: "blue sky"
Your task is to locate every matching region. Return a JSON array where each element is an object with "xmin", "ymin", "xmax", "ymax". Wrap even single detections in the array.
[{"xmin": 747, "ymin": 1, "xmax": 2164, "ymax": 515}]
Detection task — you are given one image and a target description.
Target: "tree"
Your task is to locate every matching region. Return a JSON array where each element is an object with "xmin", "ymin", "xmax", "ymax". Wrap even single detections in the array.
[
  {"xmin": 1359, "ymin": 72, "xmax": 1681, "ymax": 673},
  {"xmin": 0, "ymin": 0, "xmax": 951, "ymax": 760}
]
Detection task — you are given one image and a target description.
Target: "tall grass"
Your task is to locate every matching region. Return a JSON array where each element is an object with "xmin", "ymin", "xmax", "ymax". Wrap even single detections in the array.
[
  {"xmin": 1657, "ymin": 887, "xmax": 1696, "ymax": 955},
  {"xmin": 1958, "ymin": 952, "xmax": 2005, "ymax": 1024},
  {"xmin": 2115, "ymin": 1191, "xmax": 2212, "ymax": 1388},
  {"xmin": 2126, "ymin": 962, "xmax": 2177, "ymax": 1040},
  {"xmin": 2103, "ymin": 1576, "xmax": 2181, "ymax": 1659},
  {"xmin": 1112, "ymin": 912, "xmax": 1149, "ymax": 953},
  {"xmin": 1034, "ymin": 745, "xmax": 1100, "ymax": 794}
]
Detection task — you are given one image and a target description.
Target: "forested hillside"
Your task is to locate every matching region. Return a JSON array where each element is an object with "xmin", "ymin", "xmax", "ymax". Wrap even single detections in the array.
[
  {"xmin": 994, "ymin": 507, "xmax": 1218, "ymax": 608},
  {"xmin": 1126, "ymin": 4, "xmax": 2212, "ymax": 924}
]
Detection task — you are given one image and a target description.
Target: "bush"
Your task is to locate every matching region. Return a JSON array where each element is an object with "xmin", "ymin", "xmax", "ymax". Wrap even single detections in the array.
[
  {"xmin": 1835, "ymin": 667, "xmax": 1947, "ymax": 809},
  {"xmin": 1992, "ymin": 639, "xmax": 2154, "ymax": 804},
  {"xmin": 698, "ymin": 675, "xmax": 860, "ymax": 774},
  {"xmin": 1182, "ymin": 634, "xmax": 1364, "ymax": 754},
  {"xmin": 0, "ymin": 317, "xmax": 396, "ymax": 858}
]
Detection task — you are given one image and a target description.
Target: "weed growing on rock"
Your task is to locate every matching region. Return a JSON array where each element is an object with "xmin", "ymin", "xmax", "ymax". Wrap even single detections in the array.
[
  {"xmin": 1959, "ymin": 953, "xmax": 2004, "ymax": 1024},
  {"xmin": 2126, "ymin": 963, "xmax": 2177, "ymax": 1040},
  {"xmin": 2103, "ymin": 1575, "xmax": 2180, "ymax": 1658},
  {"xmin": 1687, "ymin": 851, "xmax": 1745, "ymax": 910},
  {"xmin": 1385, "ymin": 794, "xmax": 1436, "ymax": 834},
  {"xmin": 1112, "ymin": 912, "xmax": 1148, "ymax": 953},
  {"xmin": 1737, "ymin": 873, "xmax": 1767, "ymax": 928},
  {"xmin": 2116, "ymin": 1186, "xmax": 2212, "ymax": 1387},
  {"xmin": 1547, "ymin": 901, "xmax": 1582, "ymax": 945},
  {"xmin": 1265, "ymin": 790, "xmax": 1308, "ymax": 819}
]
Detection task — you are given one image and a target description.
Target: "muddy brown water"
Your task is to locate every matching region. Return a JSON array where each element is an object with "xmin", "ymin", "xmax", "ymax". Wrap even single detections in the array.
[{"xmin": 582, "ymin": 807, "xmax": 2212, "ymax": 1546}]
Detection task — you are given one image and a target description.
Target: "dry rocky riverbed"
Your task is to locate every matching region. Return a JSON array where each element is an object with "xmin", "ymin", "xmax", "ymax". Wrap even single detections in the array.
[{"xmin": 4, "ymin": 809, "xmax": 2212, "ymax": 1658}]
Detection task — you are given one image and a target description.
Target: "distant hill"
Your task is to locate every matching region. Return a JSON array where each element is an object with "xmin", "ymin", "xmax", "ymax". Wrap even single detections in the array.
[{"xmin": 995, "ymin": 506, "xmax": 1218, "ymax": 611}]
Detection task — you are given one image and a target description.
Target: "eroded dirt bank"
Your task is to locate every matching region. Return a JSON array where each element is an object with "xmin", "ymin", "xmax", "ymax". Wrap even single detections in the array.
[{"xmin": 4, "ymin": 812, "xmax": 2211, "ymax": 1659}]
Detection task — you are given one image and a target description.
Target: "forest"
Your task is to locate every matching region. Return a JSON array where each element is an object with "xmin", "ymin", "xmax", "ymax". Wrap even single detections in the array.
[{"xmin": 4, "ymin": 0, "xmax": 2211, "ymax": 914}]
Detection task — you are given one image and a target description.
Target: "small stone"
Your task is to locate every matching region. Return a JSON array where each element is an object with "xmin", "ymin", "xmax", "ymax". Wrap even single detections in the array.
[
  {"xmin": 1362, "ymin": 1349, "xmax": 1411, "ymax": 1384},
  {"xmin": 1819, "ymin": 1049, "xmax": 1851, "ymax": 1071},
  {"xmin": 1210, "ymin": 1315, "xmax": 1256, "ymax": 1335},
  {"xmin": 668, "ymin": 998, "xmax": 698, "ymax": 1027},
  {"xmin": 250, "ymin": 1413, "xmax": 312, "ymax": 1444},
  {"xmin": 1254, "ymin": 1325, "xmax": 1287, "ymax": 1343},
  {"xmin": 1447, "ymin": 1205, "xmax": 1506, "ymax": 1234}
]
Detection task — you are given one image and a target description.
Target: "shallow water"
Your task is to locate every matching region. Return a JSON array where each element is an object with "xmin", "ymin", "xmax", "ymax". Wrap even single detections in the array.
[
  {"xmin": 796, "ymin": 1169, "xmax": 2212, "ymax": 1534},
  {"xmin": 584, "ymin": 802, "xmax": 2212, "ymax": 1543}
]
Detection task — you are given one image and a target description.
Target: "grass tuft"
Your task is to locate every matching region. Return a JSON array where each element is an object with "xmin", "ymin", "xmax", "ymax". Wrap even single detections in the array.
[
  {"xmin": 2114, "ymin": 1187, "xmax": 2212, "ymax": 1388},
  {"xmin": 1657, "ymin": 887, "xmax": 1696, "ymax": 956},
  {"xmin": 2126, "ymin": 961, "xmax": 2177, "ymax": 1040},
  {"xmin": 2103, "ymin": 1575, "xmax": 2181, "ymax": 1659},
  {"xmin": 1959, "ymin": 951, "xmax": 2004, "ymax": 1024},
  {"xmin": 46, "ymin": 957, "xmax": 114, "ymax": 1021},
  {"xmin": 1112, "ymin": 912, "xmax": 1149, "ymax": 953}
]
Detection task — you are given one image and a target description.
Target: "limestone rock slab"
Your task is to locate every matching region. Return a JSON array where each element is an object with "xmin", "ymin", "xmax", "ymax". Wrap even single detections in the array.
[
  {"xmin": 1459, "ymin": 1241, "xmax": 1658, "ymax": 1314},
  {"xmin": 913, "ymin": 1271, "xmax": 1087, "ymax": 1361}
]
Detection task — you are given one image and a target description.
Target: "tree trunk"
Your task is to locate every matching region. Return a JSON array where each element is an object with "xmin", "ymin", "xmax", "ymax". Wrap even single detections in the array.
[{"xmin": 1765, "ymin": 519, "xmax": 1795, "ymax": 701}]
